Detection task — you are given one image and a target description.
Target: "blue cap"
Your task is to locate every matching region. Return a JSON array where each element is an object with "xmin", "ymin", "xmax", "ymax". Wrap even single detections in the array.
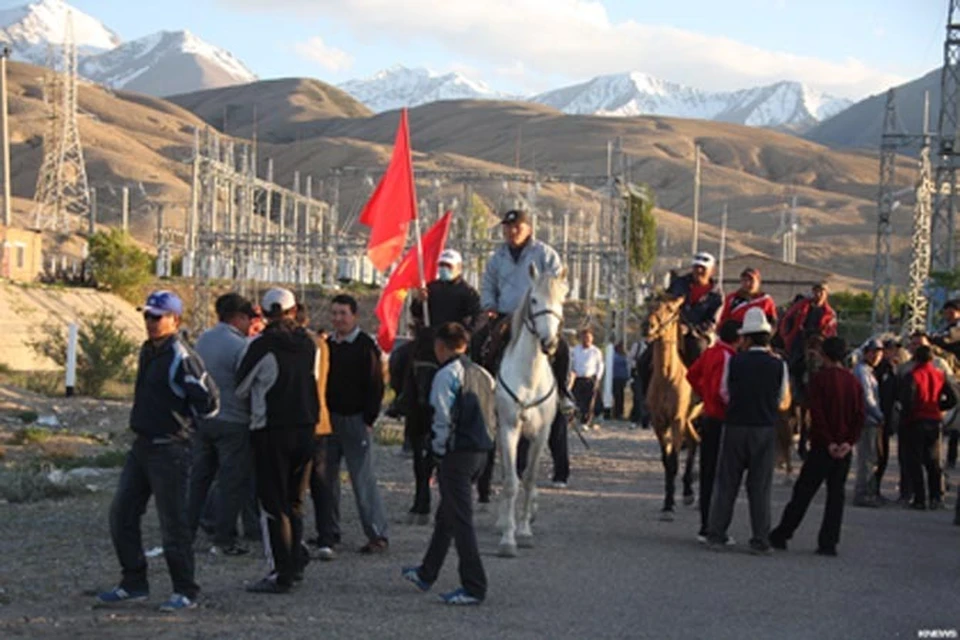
[{"xmin": 141, "ymin": 290, "xmax": 183, "ymax": 317}]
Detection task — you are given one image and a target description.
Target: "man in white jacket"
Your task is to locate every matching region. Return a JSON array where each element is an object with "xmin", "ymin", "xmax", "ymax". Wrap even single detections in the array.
[{"xmin": 853, "ymin": 339, "xmax": 885, "ymax": 507}]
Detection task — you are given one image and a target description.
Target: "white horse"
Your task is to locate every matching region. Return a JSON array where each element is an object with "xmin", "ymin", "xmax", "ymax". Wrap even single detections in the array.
[{"xmin": 495, "ymin": 263, "xmax": 568, "ymax": 557}]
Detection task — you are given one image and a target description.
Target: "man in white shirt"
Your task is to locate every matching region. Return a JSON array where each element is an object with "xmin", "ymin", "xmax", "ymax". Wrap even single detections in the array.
[{"xmin": 570, "ymin": 328, "xmax": 605, "ymax": 430}]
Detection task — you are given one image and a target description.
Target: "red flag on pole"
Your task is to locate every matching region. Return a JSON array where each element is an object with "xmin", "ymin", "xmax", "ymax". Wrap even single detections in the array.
[
  {"xmin": 359, "ymin": 108, "xmax": 418, "ymax": 272},
  {"xmin": 375, "ymin": 211, "xmax": 452, "ymax": 352}
]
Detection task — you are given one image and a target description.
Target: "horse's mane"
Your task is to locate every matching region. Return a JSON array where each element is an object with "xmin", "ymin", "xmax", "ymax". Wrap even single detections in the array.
[{"xmin": 507, "ymin": 288, "xmax": 530, "ymax": 351}]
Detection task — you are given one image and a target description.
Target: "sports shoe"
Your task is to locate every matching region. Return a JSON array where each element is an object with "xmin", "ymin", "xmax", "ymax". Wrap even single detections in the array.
[
  {"xmin": 439, "ymin": 587, "xmax": 482, "ymax": 605},
  {"xmin": 769, "ymin": 534, "xmax": 787, "ymax": 551},
  {"xmin": 696, "ymin": 533, "xmax": 707, "ymax": 544},
  {"xmin": 852, "ymin": 496, "xmax": 879, "ymax": 508},
  {"xmin": 246, "ymin": 576, "xmax": 291, "ymax": 594},
  {"xmin": 158, "ymin": 593, "xmax": 197, "ymax": 612},
  {"xmin": 551, "ymin": 481, "xmax": 568, "ymax": 489},
  {"xmin": 748, "ymin": 540, "xmax": 773, "ymax": 556},
  {"xmin": 315, "ymin": 546, "xmax": 337, "ymax": 561},
  {"xmin": 401, "ymin": 566, "xmax": 431, "ymax": 592},
  {"xmin": 815, "ymin": 546, "xmax": 838, "ymax": 557},
  {"xmin": 95, "ymin": 586, "xmax": 148, "ymax": 605},
  {"xmin": 359, "ymin": 538, "xmax": 389, "ymax": 554},
  {"xmin": 211, "ymin": 542, "xmax": 249, "ymax": 556}
]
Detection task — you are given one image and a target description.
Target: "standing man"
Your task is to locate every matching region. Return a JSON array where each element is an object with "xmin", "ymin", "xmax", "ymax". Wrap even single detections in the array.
[
  {"xmin": 611, "ymin": 342, "xmax": 631, "ymax": 421},
  {"xmin": 236, "ymin": 288, "xmax": 320, "ymax": 593},
  {"xmin": 405, "ymin": 248, "xmax": 482, "ymax": 523},
  {"xmin": 570, "ymin": 328, "xmax": 604, "ymax": 431},
  {"xmin": 97, "ymin": 290, "xmax": 219, "ymax": 611},
  {"xmin": 187, "ymin": 293, "xmax": 259, "ymax": 556},
  {"xmin": 666, "ymin": 252, "xmax": 724, "ymax": 365},
  {"xmin": 707, "ymin": 308, "xmax": 791, "ymax": 554},
  {"xmin": 477, "ymin": 208, "xmax": 574, "ymax": 413},
  {"xmin": 931, "ymin": 300, "xmax": 960, "ymax": 469},
  {"xmin": 402, "ymin": 322, "xmax": 495, "ymax": 605},
  {"xmin": 769, "ymin": 337, "xmax": 864, "ymax": 556},
  {"xmin": 315, "ymin": 294, "xmax": 390, "ymax": 555},
  {"xmin": 852, "ymin": 339, "xmax": 885, "ymax": 508},
  {"xmin": 875, "ymin": 338, "xmax": 901, "ymax": 502},
  {"xmin": 718, "ymin": 268, "xmax": 777, "ymax": 327},
  {"xmin": 897, "ymin": 345, "xmax": 957, "ymax": 510},
  {"xmin": 686, "ymin": 319, "xmax": 740, "ymax": 543}
]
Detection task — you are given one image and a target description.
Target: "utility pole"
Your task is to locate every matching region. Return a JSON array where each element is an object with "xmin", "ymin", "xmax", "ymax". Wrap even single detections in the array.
[
  {"xmin": 930, "ymin": 0, "xmax": 960, "ymax": 275},
  {"xmin": 718, "ymin": 204, "xmax": 728, "ymax": 286},
  {"xmin": 692, "ymin": 143, "xmax": 701, "ymax": 256},
  {"xmin": 1, "ymin": 47, "xmax": 11, "ymax": 228},
  {"xmin": 906, "ymin": 118, "xmax": 934, "ymax": 334}
]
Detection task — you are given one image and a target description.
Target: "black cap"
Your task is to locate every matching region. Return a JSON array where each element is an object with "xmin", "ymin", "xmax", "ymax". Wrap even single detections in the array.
[
  {"xmin": 944, "ymin": 299, "xmax": 960, "ymax": 311},
  {"xmin": 215, "ymin": 293, "xmax": 258, "ymax": 319},
  {"xmin": 501, "ymin": 209, "xmax": 531, "ymax": 225}
]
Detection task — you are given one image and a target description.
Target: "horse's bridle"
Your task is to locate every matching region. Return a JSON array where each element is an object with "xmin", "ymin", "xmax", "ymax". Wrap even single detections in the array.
[
  {"xmin": 524, "ymin": 305, "xmax": 564, "ymax": 337},
  {"xmin": 649, "ymin": 306, "xmax": 682, "ymax": 340}
]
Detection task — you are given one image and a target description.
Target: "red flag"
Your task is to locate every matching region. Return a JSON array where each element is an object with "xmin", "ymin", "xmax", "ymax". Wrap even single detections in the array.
[
  {"xmin": 375, "ymin": 212, "xmax": 452, "ymax": 352},
  {"xmin": 359, "ymin": 108, "xmax": 418, "ymax": 271}
]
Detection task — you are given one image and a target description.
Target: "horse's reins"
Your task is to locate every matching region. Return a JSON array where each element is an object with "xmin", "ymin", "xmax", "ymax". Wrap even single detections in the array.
[{"xmin": 498, "ymin": 296, "xmax": 563, "ymax": 412}]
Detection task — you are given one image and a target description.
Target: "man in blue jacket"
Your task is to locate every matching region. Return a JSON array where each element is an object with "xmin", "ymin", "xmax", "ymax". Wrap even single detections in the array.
[
  {"xmin": 402, "ymin": 322, "xmax": 495, "ymax": 605},
  {"xmin": 97, "ymin": 290, "xmax": 219, "ymax": 612}
]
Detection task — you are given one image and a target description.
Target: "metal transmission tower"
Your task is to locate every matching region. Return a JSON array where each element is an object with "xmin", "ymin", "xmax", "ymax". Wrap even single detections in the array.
[
  {"xmin": 931, "ymin": 0, "xmax": 960, "ymax": 274},
  {"xmin": 871, "ymin": 90, "xmax": 900, "ymax": 332},
  {"xmin": 33, "ymin": 13, "xmax": 91, "ymax": 231},
  {"xmin": 906, "ymin": 134, "xmax": 935, "ymax": 335}
]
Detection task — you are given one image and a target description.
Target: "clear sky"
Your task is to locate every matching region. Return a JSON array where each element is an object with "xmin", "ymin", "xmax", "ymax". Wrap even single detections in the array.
[{"xmin": 13, "ymin": 0, "xmax": 949, "ymax": 99}]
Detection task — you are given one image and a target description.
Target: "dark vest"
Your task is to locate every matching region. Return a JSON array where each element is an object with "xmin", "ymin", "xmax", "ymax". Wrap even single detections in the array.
[{"xmin": 725, "ymin": 349, "xmax": 785, "ymax": 428}]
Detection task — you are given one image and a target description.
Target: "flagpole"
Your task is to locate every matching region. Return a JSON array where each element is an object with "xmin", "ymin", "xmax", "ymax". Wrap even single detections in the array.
[{"xmin": 407, "ymin": 108, "xmax": 430, "ymax": 328}]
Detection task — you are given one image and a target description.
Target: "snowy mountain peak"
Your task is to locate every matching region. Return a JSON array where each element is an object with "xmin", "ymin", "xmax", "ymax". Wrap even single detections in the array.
[
  {"xmin": 339, "ymin": 65, "xmax": 506, "ymax": 112},
  {"xmin": 0, "ymin": 0, "xmax": 121, "ymax": 61}
]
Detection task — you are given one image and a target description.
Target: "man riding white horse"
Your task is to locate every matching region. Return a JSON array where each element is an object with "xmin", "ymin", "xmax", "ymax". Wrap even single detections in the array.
[{"xmin": 474, "ymin": 209, "xmax": 575, "ymax": 414}]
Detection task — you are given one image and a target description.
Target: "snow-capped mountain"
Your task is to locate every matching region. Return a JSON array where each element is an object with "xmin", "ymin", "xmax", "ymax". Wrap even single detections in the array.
[
  {"xmin": 80, "ymin": 30, "xmax": 257, "ymax": 96},
  {"xmin": 0, "ymin": 0, "xmax": 120, "ymax": 63},
  {"xmin": 531, "ymin": 72, "xmax": 852, "ymax": 131},
  {"xmin": 0, "ymin": 0, "xmax": 256, "ymax": 96},
  {"xmin": 339, "ymin": 66, "xmax": 511, "ymax": 112}
]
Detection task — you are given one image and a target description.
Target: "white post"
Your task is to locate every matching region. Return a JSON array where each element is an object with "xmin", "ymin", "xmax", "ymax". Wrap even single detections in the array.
[
  {"xmin": 65, "ymin": 322, "xmax": 78, "ymax": 397},
  {"xmin": 718, "ymin": 204, "xmax": 728, "ymax": 286},
  {"xmin": 1, "ymin": 52, "xmax": 11, "ymax": 228},
  {"xmin": 692, "ymin": 143, "xmax": 701, "ymax": 256}
]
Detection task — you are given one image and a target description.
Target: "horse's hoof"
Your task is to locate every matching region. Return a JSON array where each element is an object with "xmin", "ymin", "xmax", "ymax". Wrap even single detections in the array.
[
  {"xmin": 517, "ymin": 534, "xmax": 534, "ymax": 548},
  {"xmin": 682, "ymin": 494, "xmax": 695, "ymax": 507},
  {"xmin": 498, "ymin": 543, "xmax": 518, "ymax": 558}
]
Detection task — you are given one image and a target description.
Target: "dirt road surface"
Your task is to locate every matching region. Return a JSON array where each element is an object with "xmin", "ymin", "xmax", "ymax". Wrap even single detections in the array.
[{"xmin": 0, "ymin": 421, "xmax": 956, "ymax": 639}]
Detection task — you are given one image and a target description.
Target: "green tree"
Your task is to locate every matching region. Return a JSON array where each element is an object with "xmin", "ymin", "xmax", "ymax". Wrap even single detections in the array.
[
  {"xmin": 624, "ymin": 183, "xmax": 658, "ymax": 274},
  {"xmin": 87, "ymin": 229, "xmax": 154, "ymax": 304},
  {"xmin": 29, "ymin": 311, "xmax": 139, "ymax": 397}
]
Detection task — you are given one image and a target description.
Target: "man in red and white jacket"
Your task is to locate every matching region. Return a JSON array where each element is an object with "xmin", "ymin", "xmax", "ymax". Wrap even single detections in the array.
[
  {"xmin": 778, "ymin": 281, "xmax": 837, "ymax": 356},
  {"xmin": 718, "ymin": 268, "xmax": 777, "ymax": 327},
  {"xmin": 686, "ymin": 319, "xmax": 740, "ymax": 542}
]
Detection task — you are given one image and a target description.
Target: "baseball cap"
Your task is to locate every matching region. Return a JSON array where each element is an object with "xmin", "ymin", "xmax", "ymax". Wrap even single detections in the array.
[
  {"xmin": 812, "ymin": 280, "xmax": 829, "ymax": 292},
  {"xmin": 501, "ymin": 209, "xmax": 531, "ymax": 225},
  {"xmin": 261, "ymin": 288, "xmax": 297, "ymax": 315},
  {"xmin": 741, "ymin": 267, "xmax": 760, "ymax": 279},
  {"xmin": 691, "ymin": 252, "xmax": 716, "ymax": 270},
  {"xmin": 438, "ymin": 249, "xmax": 462, "ymax": 266},
  {"xmin": 215, "ymin": 293, "xmax": 257, "ymax": 319},
  {"xmin": 863, "ymin": 338, "xmax": 883, "ymax": 351},
  {"xmin": 140, "ymin": 290, "xmax": 183, "ymax": 317}
]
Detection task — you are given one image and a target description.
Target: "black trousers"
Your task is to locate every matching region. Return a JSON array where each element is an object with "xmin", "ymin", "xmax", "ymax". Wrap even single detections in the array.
[
  {"xmin": 252, "ymin": 428, "xmax": 313, "ymax": 586},
  {"xmin": 186, "ymin": 419, "xmax": 253, "ymax": 546},
  {"xmin": 948, "ymin": 430, "xmax": 959, "ymax": 468},
  {"xmin": 612, "ymin": 378, "xmax": 627, "ymax": 420},
  {"xmin": 410, "ymin": 442, "xmax": 437, "ymax": 515},
  {"xmin": 771, "ymin": 446, "xmax": 851, "ymax": 551},
  {"xmin": 419, "ymin": 451, "xmax": 488, "ymax": 599},
  {"xmin": 707, "ymin": 426, "xmax": 776, "ymax": 546},
  {"xmin": 572, "ymin": 377, "xmax": 598, "ymax": 424},
  {"xmin": 897, "ymin": 432, "xmax": 913, "ymax": 501},
  {"xmin": 875, "ymin": 424, "xmax": 891, "ymax": 495},
  {"xmin": 907, "ymin": 420, "xmax": 943, "ymax": 504},
  {"xmin": 109, "ymin": 437, "xmax": 198, "ymax": 598},
  {"xmin": 516, "ymin": 410, "xmax": 570, "ymax": 483},
  {"xmin": 697, "ymin": 416, "xmax": 723, "ymax": 535},
  {"xmin": 477, "ymin": 449, "xmax": 496, "ymax": 502}
]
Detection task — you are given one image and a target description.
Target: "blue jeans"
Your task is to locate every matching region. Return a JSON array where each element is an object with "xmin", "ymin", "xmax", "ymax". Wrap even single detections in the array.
[{"xmin": 109, "ymin": 436, "xmax": 198, "ymax": 598}]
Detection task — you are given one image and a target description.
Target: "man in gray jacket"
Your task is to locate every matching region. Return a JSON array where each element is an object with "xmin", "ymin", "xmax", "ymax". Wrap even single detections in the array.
[
  {"xmin": 476, "ymin": 209, "xmax": 574, "ymax": 412},
  {"xmin": 853, "ymin": 339, "xmax": 885, "ymax": 507},
  {"xmin": 187, "ymin": 293, "xmax": 260, "ymax": 554}
]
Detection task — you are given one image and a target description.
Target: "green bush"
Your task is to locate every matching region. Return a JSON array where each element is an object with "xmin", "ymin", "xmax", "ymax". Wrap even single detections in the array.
[
  {"xmin": 87, "ymin": 228, "xmax": 154, "ymax": 304},
  {"xmin": 28, "ymin": 311, "xmax": 139, "ymax": 398}
]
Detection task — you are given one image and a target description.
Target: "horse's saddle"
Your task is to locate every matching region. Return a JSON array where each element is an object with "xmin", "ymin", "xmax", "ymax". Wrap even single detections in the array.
[{"xmin": 477, "ymin": 316, "xmax": 512, "ymax": 375}]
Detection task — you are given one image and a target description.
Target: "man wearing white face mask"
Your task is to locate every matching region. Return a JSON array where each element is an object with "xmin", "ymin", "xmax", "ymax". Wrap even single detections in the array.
[{"xmin": 410, "ymin": 250, "xmax": 481, "ymax": 330}]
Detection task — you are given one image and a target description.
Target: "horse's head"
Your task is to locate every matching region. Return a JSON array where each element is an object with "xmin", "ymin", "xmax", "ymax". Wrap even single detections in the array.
[
  {"xmin": 524, "ymin": 263, "xmax": 568, "ymax": 356},
  {"xmin": 645, "ymin": 294, "xmax": 684, "ymax": 342}
]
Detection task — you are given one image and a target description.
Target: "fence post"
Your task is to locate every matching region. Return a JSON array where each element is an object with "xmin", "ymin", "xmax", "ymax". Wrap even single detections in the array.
[{"xmin": 65, "ymin": 322, "xmax": 78, "ymax": 397}]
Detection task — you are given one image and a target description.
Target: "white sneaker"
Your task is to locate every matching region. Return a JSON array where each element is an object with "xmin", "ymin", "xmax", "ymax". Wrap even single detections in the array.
[
  {"xmin": 316, "ymin": 546, "xmax": 336, "ymax": 561},
  {"xmin": 551, "ymin": 481, "xmax": 568, "ymax": 489}
]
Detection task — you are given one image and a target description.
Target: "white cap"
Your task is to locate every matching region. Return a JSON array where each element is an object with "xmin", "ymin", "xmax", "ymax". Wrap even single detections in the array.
[
  {"xmin": 262, "ymin": 287, "xmax": 297, "ymax": 314},
  {"xmin": 739, "ymin": 307, "xmax": 773, "ymax": 335},
  {"xmin": 438, "ymin": 249, "xmax": 462, "ymax": 266},
  {"xmin": 691, "ymin": 252, "xmax": 716, "ymax": 270}
]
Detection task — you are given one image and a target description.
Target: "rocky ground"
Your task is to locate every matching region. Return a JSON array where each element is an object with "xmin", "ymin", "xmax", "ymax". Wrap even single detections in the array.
[{"xmin": 0, "ymin": 398, "xmax": 956, "ymax": 639}]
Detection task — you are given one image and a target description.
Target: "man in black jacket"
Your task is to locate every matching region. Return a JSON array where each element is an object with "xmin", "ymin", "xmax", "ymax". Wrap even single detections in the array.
[
  {"xmin": 236, "ymin": 287, "xmax": 320, "ymax": 594},
  {"xmin": 666, "ymin": 251, "xmax": 724, "ymax": 366},
  {"xmin": 97, "ymin": 290, "xmax": 219, "ymax": 612},
  {"xmin": 314, "ymin": 294, "xmax": 390, "ymax": 555}
]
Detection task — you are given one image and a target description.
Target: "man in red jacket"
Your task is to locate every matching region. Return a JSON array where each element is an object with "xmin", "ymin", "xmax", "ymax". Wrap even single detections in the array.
[
  {"xmin": 778, "ymin": 282, "xmax": 837, "ymax": 355},
  {"xmin": 718, "ymin": 268, "xmax": 777, "ymax": 327},
  {"xmin": 898, "ymin": 345, "xmax": 958, "ymax": 510},
  {"xmin": 686, "ymin": 319, "xmax": 740, "ymax": 542},
  {"xmin": 769, "ymin": 337, "xmax": 864, "ymax": 557}
]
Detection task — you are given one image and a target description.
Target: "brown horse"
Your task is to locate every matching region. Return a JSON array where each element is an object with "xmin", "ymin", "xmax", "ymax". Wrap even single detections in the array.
[{"xmin": 644, "ymin": 295, "xmax": 702, "ymax": 521}]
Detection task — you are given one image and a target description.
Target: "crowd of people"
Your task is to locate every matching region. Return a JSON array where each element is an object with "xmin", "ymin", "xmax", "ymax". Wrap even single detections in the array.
[{"xmin": 92, "ymin": 208, "xmax": 960, "ymax": 611}]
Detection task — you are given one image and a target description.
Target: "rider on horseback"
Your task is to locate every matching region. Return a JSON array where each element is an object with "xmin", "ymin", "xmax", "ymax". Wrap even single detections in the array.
[
  {"xmin": 665, "ymin": 252, "xmax": 724, "ymax": 366},
  {"xmin": 474, "ymin": 208, "xmax": 576, "ymax": 414},
  {"xmin": 778, "ymin": 281, "xmax": 837, "ymax": 375},
  {"xmin": 719, "ymin": 267, "xmax": 778, "ymax": 327},
  {"xmin": 931, "ymin": 299, "xmax": 960, "ymax": 360}
]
